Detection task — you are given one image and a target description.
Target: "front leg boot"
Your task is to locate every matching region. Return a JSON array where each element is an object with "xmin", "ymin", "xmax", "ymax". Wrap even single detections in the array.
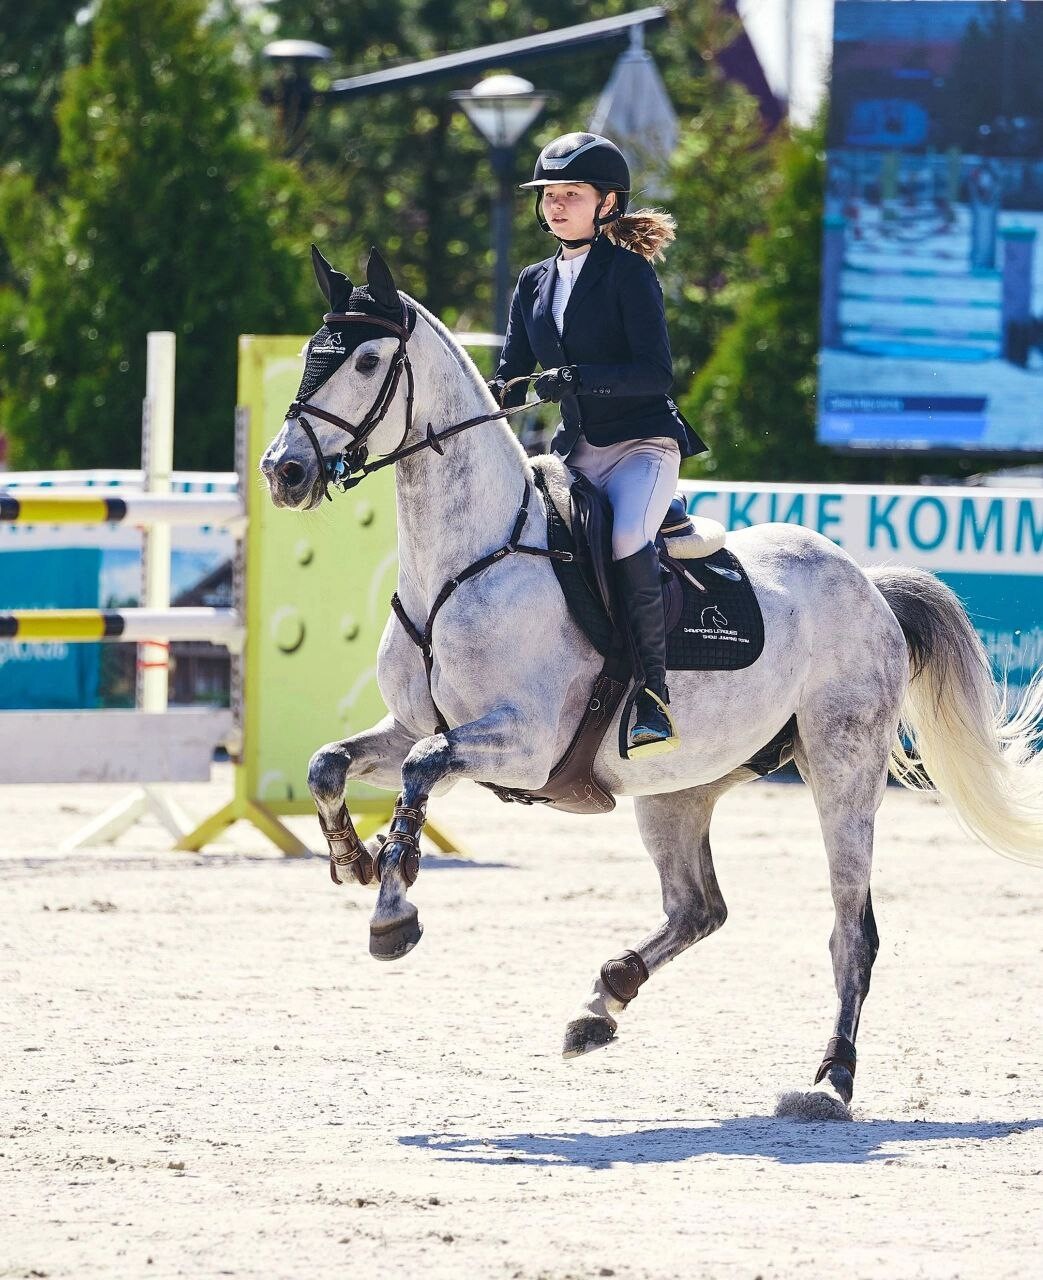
[
  {"xmin": 319, "ymin": 806, "xmax": 377, "ymax": 886},
  {"xmin": 374, "ymin": 794, "xmax": 427, "ymax": 886}
]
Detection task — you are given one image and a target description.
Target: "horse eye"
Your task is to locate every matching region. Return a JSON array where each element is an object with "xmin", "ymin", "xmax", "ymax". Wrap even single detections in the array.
[{"xmin": 356, "ymin": 352, "xmax": 380, "ymax": 373}]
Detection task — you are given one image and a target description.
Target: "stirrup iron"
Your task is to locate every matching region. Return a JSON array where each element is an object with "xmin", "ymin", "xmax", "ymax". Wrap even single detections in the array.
[{"xmin": 626, "ymin": 687, "xmax": 680, "ymax": 760}]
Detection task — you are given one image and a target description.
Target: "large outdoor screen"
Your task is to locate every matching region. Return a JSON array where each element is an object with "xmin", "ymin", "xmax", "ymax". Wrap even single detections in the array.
[{"xmin": 817, "ymin": 2, "xmax": 1043, "ymax": 452}]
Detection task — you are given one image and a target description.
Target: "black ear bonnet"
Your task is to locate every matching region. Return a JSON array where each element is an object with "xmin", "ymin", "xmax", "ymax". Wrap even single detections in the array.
[{"xmin": 297, "ymin": 246, "xmax": 416, "ymax": 402}]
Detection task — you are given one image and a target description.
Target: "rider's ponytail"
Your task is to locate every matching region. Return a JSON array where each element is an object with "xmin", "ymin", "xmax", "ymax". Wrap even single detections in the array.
[{"xmin": 603, "ymin": 207, "xmax": 676, "ymax": 263}]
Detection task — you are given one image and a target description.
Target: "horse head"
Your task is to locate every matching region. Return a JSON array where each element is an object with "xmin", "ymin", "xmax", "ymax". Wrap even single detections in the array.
[{"xmin": 260, "ymin": 245, "xmax": 424, "ymax": 509}]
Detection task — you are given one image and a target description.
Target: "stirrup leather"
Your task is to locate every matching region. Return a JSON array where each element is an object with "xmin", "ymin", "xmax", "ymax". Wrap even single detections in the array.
[{"xmin": 626, "ymin": 688, "xmax": 680, "ymax": 761}]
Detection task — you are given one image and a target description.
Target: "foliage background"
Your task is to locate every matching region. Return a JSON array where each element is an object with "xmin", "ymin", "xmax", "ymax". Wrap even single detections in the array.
[{"xmin": 0, "ymin": 0, "xmax": 974, "ymax": 480}]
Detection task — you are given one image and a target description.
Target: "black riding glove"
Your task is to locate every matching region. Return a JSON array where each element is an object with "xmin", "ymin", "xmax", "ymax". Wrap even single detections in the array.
[
  {"xmin": 486, "ymin": 377, "xmax": 507, "ymax": 406},
  {"xmin": 533, "ymin": 365, "xmax": 580, "ymax": 403}
]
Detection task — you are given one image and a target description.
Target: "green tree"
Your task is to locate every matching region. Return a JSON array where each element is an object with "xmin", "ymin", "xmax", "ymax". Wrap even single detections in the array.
[
  {"xmin": 680, "ymin": 124, "xmax": 828, "ymax": 481},
  {"xmin": 265, "ymin": 0, "xmax": 755, "ymax": 332},
  {"xmin": 0, "ymin": 0, "xmax": 317, "ymax": 471},
  {"xmin": 0, "ymin": 1, "xmax": 88, "ymax": 190},
  {"xmin": 661, "ymin": 76, "xmax": 779, "ymax": 392}
]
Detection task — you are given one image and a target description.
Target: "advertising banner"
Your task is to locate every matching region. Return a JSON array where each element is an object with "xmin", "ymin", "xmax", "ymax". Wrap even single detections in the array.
[
  {"xmin": 0, "ymin": 549, "xmax": 103, "ymax": 709},
  {"xmin": 681, "ymin": 480, "xmax": 1043, "ymax": 695}
]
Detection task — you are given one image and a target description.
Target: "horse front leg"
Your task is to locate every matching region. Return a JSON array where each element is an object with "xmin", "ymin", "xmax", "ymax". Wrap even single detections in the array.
[
  {"xmin": 307, "ymin": 715, "xmax": 419, "ymax": 887},
  {"xmin": 369, "ymin": 707, "xmax": 551, "ymax": 962}
]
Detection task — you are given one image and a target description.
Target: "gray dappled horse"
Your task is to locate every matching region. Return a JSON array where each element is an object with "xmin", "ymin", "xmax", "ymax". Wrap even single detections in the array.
[{"xmin": 260, "ymin": 248, "xmax": 1043, "ymax": 1119}]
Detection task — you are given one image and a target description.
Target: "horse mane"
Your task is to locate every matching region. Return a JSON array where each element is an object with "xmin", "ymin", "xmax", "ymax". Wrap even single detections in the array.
[
  {"xmin": 403, "ymin": 293, "xmax": 490, "ymax": 394},
  {"xmin": 401, "ymin": 291, "xmax": 530, "ymax": 470}
]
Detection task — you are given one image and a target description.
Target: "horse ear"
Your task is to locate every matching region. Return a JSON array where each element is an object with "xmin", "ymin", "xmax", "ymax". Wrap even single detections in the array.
[
  {"xmin": 311, "ymin": 244, "xmax": 353, "ymax": 311},
  {"xmin": 366, "ymin": 246, "xmax": 399, "ymax": 312}
]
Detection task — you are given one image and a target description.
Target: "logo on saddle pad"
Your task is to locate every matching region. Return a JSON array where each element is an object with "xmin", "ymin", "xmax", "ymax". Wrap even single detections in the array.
[{"xmin": 683, "ymin": 602, "xmax": 747, "ymax": 645}]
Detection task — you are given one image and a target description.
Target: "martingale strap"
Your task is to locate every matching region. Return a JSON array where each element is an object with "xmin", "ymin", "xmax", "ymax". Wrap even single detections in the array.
[{"xmin": 391, "ymin": 479, "xmax": 573, "ymax": 735}]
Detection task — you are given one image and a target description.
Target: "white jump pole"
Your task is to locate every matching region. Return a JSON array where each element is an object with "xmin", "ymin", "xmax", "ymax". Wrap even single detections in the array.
[
  {"xmin": 65, "ymin": 330, "xmax": 186, "ymax": 852},
  {"xmin": 140, "ymin": 331, "xmax": 176, "ymax": 713}
]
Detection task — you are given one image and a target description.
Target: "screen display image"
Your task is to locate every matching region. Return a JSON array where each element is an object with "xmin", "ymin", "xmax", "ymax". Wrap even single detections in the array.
[{"xmin": 818, "ymin": 2, "xmax": 1043, "ymax": 452}]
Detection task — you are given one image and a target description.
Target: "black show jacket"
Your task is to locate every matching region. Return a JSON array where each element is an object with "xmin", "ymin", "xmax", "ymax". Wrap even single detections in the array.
[{"xmin": 494, "ymin": 232, "xmax": 707, "ymax": 459}]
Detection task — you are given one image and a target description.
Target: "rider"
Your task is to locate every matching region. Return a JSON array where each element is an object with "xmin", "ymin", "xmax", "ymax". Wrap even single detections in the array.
[{"xmin": 489, "ymin": 132, "xmax": 707, "ymax": 758}]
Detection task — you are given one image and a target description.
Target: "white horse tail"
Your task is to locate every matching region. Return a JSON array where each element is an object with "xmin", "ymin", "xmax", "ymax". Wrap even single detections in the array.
[{"xmin": 868, "ymin": 566, "xmax": 1043, "ymax": 866}]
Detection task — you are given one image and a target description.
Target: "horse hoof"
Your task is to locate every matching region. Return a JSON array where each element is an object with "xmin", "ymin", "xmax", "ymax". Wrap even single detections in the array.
[
  {"xmin": 562, "ymin": 1016, "xmax": 616, "ymax": 1059},
  {"xmin": 774, "ymin": 1084, "xmax": 853, "ymax": 1122},
  {"xmin": 369, "ymin": 909, "xmax": 423, "ymax": 962},
  {"xmin": 822, "ymin": 1064, "xmax": 855, "ymax": 1104}
]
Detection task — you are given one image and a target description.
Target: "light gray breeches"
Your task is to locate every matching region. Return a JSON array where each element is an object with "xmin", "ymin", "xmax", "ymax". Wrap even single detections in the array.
[{"xmin": 565, "ymin": 434, "xmax": 682, "ymax": 560}]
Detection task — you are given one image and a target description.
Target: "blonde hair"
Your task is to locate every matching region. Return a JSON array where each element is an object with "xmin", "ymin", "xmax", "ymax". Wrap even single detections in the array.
[{"xmin": 604, "ymin": 208, "xmax": 676, "ymax": 261}]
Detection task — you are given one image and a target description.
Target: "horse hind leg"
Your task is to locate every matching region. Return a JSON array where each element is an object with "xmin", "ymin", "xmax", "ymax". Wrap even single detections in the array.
[
  {"xmin": 563, "ymin": 778, "xmax": 734, "ymax": 1059},
  {"xmin": 776, "ymin": 698, "xmax": 893, "ymax": 1121}
]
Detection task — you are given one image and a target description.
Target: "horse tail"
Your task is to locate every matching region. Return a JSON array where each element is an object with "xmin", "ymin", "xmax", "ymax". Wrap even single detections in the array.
[{"xmin": 868, "ymin": 566, "xmax": 1043, "ymax": 867}]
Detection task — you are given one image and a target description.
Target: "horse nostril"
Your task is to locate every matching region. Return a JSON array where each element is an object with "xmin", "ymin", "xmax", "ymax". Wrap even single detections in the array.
[{"xmin": 277, "ymin": 459, "xmax": 306, "ymax": 488}]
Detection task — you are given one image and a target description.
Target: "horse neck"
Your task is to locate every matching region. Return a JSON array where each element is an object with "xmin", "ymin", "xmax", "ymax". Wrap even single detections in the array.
[{"xmin": 393, "ymin": 332, "xmax": 531, "ymax": 602}]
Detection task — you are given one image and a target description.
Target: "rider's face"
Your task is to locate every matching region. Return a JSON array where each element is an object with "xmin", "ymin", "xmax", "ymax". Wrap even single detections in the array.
[{"xmin": 541, "ymin": 183, "xmax": 613, "ymax": 244}]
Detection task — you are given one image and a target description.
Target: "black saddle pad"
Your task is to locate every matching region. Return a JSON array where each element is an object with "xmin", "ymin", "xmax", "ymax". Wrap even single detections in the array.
[
  {"xmin": 664, "ymin": 550, "xmax": 764, "ymax": 669},
  {"xmin": 543, "ymin": 493, "xmax": 764, "ymax": 672}
]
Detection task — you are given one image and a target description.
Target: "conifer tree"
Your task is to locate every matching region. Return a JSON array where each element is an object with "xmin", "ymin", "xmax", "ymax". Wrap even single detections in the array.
[{"xmin": 0, "ymin": 0, "xmax": 316, "ymax": 471}]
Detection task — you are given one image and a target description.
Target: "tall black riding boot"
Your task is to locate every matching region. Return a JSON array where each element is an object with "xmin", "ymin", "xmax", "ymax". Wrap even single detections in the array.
[{"xmin": 614, "ymin": 542, "xmax": 680, "ymax": 758}]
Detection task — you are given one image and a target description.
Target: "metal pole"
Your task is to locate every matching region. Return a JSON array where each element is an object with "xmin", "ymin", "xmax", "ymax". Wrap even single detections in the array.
[{"xmin": 491, "ymin": 145, "xmax": 514, "ymax": 336}]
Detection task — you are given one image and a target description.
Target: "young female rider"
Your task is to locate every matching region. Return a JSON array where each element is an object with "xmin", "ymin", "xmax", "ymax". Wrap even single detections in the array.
[{"xmin": 489, "ymin": 132, "xmax": 707, "ymax": 759}]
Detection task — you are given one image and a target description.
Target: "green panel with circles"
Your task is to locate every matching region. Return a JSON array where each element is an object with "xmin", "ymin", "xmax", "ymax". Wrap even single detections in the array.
[{"xmin": 238, "ymin": 335, "xmax": 398, "ymax": 812}]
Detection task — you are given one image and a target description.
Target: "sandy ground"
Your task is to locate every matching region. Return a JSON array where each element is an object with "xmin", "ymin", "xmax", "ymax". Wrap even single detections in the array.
[{"xmin": 2, "ymin": 766, "xmax": 1042, "ymax": 1280}]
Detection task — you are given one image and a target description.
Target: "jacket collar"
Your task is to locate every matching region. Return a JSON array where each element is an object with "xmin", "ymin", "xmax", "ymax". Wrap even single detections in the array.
[{"xmin": 534, "ymin": 233, "xmax": 615, "ymax": 338}]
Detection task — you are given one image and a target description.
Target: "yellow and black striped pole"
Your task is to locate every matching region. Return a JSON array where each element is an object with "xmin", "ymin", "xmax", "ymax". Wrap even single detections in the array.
[
  {"xmin": 0, "ymin": 494, "xmax": 128, "ymax": 524},
  {"xmin": 0, "ymin": 611, "xmax": 126, "ymax": 641},
  {"xmin": 0, "ymin": 491, "xmax": 242, "ymax": 527},
  {"xmin": 0, "ymin": 608, "xmax": 242, "ymax": 644}
]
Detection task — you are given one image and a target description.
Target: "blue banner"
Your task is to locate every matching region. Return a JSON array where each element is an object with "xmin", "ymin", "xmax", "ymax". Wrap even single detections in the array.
[{"xmin": 0, "ymin": 549, "xmax": 103, "ymax": 709}]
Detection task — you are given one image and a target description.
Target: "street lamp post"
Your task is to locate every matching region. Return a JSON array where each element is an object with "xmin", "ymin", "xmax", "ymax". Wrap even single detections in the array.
[
  {"xmin": 450, "ymin": 75, "xmax": 549, "ymax": 334},
  {"xmin": 261, "ymin": 40, "xmax": 333, "ymax": 155}
]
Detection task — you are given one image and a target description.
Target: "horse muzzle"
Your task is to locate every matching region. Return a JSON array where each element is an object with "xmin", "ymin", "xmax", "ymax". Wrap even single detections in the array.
[{"xmin": 259, "ymin": 451, "xmax": 326, "ymax": 510}]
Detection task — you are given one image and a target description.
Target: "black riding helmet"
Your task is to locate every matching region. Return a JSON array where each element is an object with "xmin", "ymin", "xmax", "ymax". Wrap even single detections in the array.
[{"xmin": 520, "ymin": 132, "xmax": 631, "ymax": 248}]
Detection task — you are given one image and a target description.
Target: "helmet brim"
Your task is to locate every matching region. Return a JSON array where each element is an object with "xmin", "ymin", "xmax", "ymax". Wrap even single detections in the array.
[{"xmin": 519, "ymin": 179, "xmax": 628, "ymax": 191}]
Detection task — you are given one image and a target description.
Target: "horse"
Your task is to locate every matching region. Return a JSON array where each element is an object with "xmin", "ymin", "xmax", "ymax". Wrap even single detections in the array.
[{"xmin": 259, "ymin": 246, "xmax": 1043, "ymax": 1120}]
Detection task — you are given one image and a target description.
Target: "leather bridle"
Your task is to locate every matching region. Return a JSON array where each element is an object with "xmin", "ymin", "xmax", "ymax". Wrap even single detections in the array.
[{"xmin": 284, "ymin": 298, "xmax": 533, "ymax": 499}]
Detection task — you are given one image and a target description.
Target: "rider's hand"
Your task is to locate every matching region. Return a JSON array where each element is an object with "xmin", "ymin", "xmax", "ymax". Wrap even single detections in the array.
[
  {"xmin": 533, "ymin": 366, "xmax": 580, "ymax": 403},
  {"xmin": 486, "ymin": 377, "xmax": 507, "ymax": 406}
]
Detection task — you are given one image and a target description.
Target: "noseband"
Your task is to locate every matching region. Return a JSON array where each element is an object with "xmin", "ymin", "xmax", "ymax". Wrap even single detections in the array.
[{"xmin": 285, "ymin": 299, "xmax": 532, "ymax": 498}]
